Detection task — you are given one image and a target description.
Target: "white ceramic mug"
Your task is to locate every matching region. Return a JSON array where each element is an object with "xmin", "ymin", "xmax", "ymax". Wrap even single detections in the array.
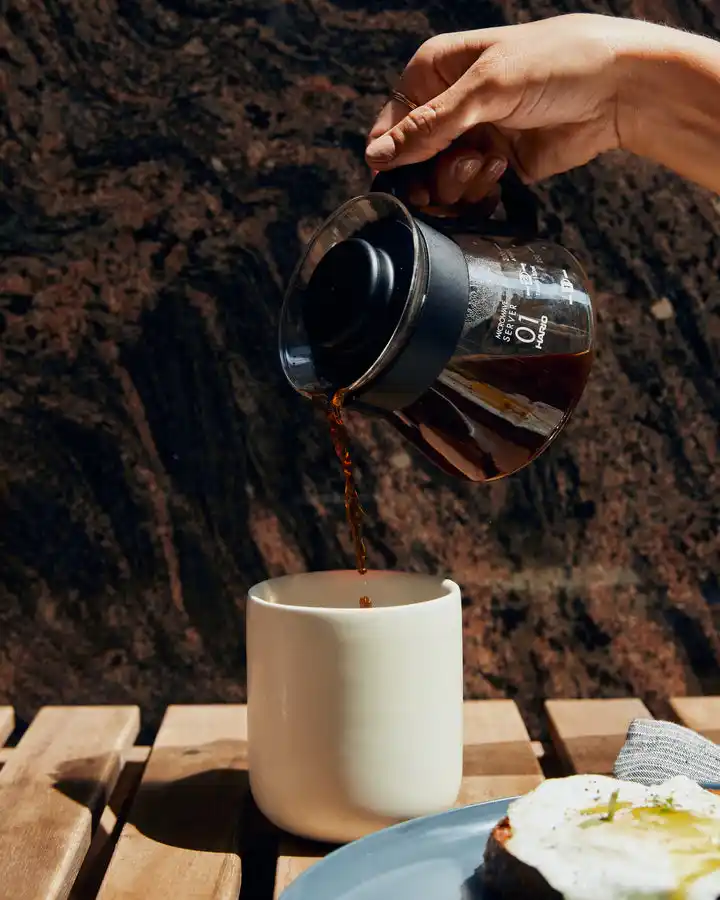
[{"xmin": 246, "ymin": 570, "xmax": 464, "ymax": 843}]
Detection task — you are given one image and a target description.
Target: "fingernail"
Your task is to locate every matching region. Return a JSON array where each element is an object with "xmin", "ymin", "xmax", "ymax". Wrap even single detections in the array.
[
  {"xmin": 366, "ymin": 134, "xmax": 397, "ymax": 164},
  {"xmin": 454, "ymin": 157, "xmax": 483, "ymax": 184},
  {"xmin": 408, "ymin": 186, "xmax": 430, "ymax": 207},
  {"xmin": 483, "ymin": 156, "xmax": 508, "ymax": 183}
]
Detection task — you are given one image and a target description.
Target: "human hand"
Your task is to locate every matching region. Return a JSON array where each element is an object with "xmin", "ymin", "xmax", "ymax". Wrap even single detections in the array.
[{"xmin": 366, "ymin": 14, "xmax": 662, "ymax": 207}]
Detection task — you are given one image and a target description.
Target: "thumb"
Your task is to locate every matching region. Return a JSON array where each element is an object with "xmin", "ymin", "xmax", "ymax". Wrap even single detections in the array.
[{"xmin": 366, "ymin": 62, "xmax": 509, "ymax": 170}]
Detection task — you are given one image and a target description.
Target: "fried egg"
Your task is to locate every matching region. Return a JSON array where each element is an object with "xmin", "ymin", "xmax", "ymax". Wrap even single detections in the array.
[{"xmin": 505, "ymin": 775, "xmax": 720, "ymax": 900}]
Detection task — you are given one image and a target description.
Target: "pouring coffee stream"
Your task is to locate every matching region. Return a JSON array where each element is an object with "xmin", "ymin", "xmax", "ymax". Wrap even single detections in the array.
[
  {"xmin": 279, "ymin": 164, "xmax": 595, "ymax": 604},
  {"xmin": 325, "ymin": 389, "xmax": 372, "ymax": 608}
]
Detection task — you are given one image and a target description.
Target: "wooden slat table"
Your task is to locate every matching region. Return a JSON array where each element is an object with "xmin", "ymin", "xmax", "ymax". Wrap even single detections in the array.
[
  {"xmin": 0, "ymin": 707, "xmax": 139, "ymax": 900},
  {"xmin": 670, "ymin": 696, "xmax": 720, "ymax": 743},
  {"xmin": 0, "ymin": 696, "xmax": 716, "ymax": 899},
  {"xmin": 0, "ymin": 707, "xmax": 13, "ymax": 746},
  {"xmin": 546, "ymin": 697, "xmax": 652, "ymax": 774}
]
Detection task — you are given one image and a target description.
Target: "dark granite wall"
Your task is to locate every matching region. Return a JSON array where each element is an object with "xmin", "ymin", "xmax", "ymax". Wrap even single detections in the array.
[{"xmin": 0, "ymin": 0, "xmax": 718, "ymax": 738}]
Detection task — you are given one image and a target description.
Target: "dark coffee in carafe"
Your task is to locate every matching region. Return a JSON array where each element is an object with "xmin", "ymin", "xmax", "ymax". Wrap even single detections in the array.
[
  {"xmin": 388, "ymin": 231, "xmax": 594, "ymax": 481},
  {"xmin": 394, "ymin": 351, "xmax": 592, "ymax": 482}
]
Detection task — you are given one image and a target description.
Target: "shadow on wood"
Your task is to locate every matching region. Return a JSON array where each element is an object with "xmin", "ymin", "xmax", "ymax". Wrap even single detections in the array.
[{"xmin": 53, "ymin": 743, "xmax": 279, "ymax": 899}]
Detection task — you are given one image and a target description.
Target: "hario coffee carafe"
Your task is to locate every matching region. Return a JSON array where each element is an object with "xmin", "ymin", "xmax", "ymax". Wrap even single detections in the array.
[{"xmin": 279, "ymin": 168, "xmax": 594, "ymax": 482}]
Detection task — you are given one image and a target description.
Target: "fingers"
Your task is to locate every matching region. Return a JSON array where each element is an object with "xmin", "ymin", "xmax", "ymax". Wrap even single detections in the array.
[
  {"xmin": 366, "ymin": 29, "xmax": 517, "ymax": 214},
  {"xmin": 366, "ymin": 74, "xmax": 482, "ymax": 170},
  {"xmin": 368, "ymin": 32, "xmax": 480, "ymax": 144},
  {"xmin": 369, "ymin": 96, "xmax": 419, "ymax": 144},
  {"xmin": 392, "ymin": 145, "xmax": 508, "ymax": 215},
  {"xmin": 366, "ymin": 47, "xmax": 521, "ymax": 172},
  {"xmin": 434, "ymin": 147, "xmax": 508, "ymax": 205}
]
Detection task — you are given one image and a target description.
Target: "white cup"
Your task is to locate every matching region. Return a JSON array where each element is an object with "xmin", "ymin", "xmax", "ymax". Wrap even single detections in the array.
[{"xmin": 246, "ymin": 570, "xmax": 464, "ymax": 843}]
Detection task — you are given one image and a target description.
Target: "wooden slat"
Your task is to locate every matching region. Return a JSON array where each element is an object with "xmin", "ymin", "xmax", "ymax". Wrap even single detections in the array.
[
  {"xmin": 458, "ymin": 700, "xmax": 544, "ymax": 804},
  {"xmin": 0, "ymin": 707, "xmax": 13, "ymax": 746},
  {"xmin": 546, "ymin": 698, "xmax": 651, "ymax": 774},
  {"xmin": 96, "ymin": 705, "xmax": 249, "ymax": 900},
  {"xmin": 670, "ymin": 696, "xmax": 720, "ymax": 743},
  {"xmin": 274, "ymin": 843, "xmax": 328, "ymax": 899},
  {"xmin": 69, "ymin": 747, "xmax": 150, "ymax": 900},
  {"xmin": 0, "ymin": 706, "xmax": 140, "ymax": 900}
]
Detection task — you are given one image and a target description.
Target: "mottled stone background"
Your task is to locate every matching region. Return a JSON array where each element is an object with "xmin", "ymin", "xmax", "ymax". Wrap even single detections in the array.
[{"xmin": 0, "ymin": 0, "xmax": 718, "ymax": 739}]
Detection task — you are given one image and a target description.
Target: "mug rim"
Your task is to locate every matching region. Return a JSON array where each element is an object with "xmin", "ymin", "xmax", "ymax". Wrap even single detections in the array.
[{"xmin": 247, "ymin": 569, "xmax": 460, "ymax": 616}]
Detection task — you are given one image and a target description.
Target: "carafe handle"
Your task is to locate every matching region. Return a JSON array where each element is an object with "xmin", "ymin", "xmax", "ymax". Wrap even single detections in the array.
[{"xmin": 371, "ymin": 162, "xmax": 539, "ymax": 241}]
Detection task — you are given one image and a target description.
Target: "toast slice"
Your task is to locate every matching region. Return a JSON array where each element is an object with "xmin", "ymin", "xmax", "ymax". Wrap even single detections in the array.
[{"xmin": 482, "ymin": 816, "xmax": 562, "ymax": 899}]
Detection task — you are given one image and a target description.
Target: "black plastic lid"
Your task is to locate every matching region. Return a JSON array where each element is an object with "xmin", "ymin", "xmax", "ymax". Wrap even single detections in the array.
[
  {"xmin": 279, "ymin": 192, "xmax": 470, "ymax": 412},
  {"xmin": 301, "ymin": 216, "xmax": 415, "ymax": 394},
  {"xmin": 303, "ymin": 238, "xmax": 395, "ymax": 350},
  {"xmin": 357, "ymin": 217, "xmax": 469, "ymax": 411}
]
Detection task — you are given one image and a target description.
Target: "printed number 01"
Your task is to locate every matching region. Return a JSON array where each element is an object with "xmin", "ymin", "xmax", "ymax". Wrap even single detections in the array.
[{"xmin": 515, "ymin": 314, "xmax": 539, "ymax": 344}]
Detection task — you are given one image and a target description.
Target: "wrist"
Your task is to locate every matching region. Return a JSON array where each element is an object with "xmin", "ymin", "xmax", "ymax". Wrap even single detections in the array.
[{"xmin": 614, "ymin": 24, "xmax": 720, "ymax": 189}]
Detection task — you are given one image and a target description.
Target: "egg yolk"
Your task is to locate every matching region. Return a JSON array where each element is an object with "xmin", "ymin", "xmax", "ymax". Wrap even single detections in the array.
[{"xmin": 579, "ymin": 801, "xmax": 720, "ymax": 898}]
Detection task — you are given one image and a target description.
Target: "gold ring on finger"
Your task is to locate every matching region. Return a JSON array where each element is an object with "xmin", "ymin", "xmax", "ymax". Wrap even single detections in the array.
[{"xmin": 390, "ymin": 90, "xmax": 418, "ymax": 111}]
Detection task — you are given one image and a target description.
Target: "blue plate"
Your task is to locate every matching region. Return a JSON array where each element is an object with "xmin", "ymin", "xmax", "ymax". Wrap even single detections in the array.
[
  {"xmin": 279, "ymin": 797, "xmax": 512, "ymax": 900},
  {"xmin": 280, "ymin": 783, "xmax": 720, "ymax": 898}
]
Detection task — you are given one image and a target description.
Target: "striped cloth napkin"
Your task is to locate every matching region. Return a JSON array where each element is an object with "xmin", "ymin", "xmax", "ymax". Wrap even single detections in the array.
[{"xmin": 614, "ymin": 718, "xmax": 720, "ymax": 786}]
